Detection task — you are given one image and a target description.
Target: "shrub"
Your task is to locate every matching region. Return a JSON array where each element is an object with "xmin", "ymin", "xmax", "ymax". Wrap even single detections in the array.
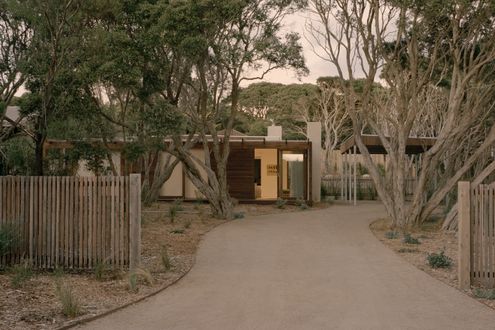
[
  {"xmin": 427, "ymin": 250, "xmax": 452, "ymax": 269},
  {"xmin": 127, "ymin": 268, "xmax": 154, "ymax": 292},
  {"xmin": 173, "ymin": 198, "xmax": 184, "ymax": 211},
  {"xmin": 398, "ymin": 248, "xmax": 419, "ymax": 253},
  {"xmin": 170, "ymin": 228, "xmax": 185, "ymax": 234},
  {"xmin": 10, "ymin": 262, "xmax": 33, "ymax": 288},
  {"xmin": 55, "ymin": 281, "xmax": 80, "ymax": 317},
  {"xmin": 402, "ymin": 233, "xmax": 421, "ymax": 245},
  {"xmin": 321, "ymin": 184, "xmax": 328, "ymax": 197},
  {"xmin": 184, "ymin": 219, "xmax": 192, "ymax": 229},
  {"xmin": 299, "ymin": 203, "xmax": 309, "ymax": 210},
  {"xmin": 0, "ymin": 224, "xmax": 19, "ymax": 256},
  {"xmin": 275, "ymin": 198, "xmax": 287, "ymax": 209},
  {"xmin": 233, "ymin": 212, "xmax": 245, "ymax": 219},
  {"xmin": 94, "ymin": 260, "xmax": 107, "ymax": 281},
  {"xmin": 168, "ymin": 205, "xmax": 178, "ymax": 223},
  {"xmin": 473, "ymin": 288, "xmax": 495, "ymax": 300},
  {"xmin": 384, "ymin": 231, "xmax": 399, "ymax": 239},
  {"xmin": 160, "ymin": 245, "xmax": 171, "ymax": 271},
  {"xmin": 128, "ymin": 272, "xmax": 138, "ymax": 292}
]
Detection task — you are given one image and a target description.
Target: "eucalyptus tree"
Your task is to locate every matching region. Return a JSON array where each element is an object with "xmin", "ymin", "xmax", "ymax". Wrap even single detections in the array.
[
  {"xmin": 0, "ymin": 0, "xmax": 30, "ymax": 141},
  {"xmin": 171, "ymin": 0, "xmax": 307, "ymax": 219},
  {"xmin": 307, "ymin": 0, "xmax": 495, "ymax": 227}
]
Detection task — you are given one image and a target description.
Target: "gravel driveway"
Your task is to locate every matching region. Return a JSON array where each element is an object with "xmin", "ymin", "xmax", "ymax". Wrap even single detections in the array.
[{"xmin": 79, "ymin": 202, "xmax": 495, "ymax": 330}]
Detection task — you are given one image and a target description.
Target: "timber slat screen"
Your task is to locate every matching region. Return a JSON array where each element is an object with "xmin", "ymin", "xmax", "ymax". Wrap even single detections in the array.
[
  {"xmin": 322, "ymin": 177, "xmax": 416, "ymax": 200},
  {"xmin": 0, "ymin": 175, "xmax": 141, "ymax": 270},
  {"xmin": 458, "ymin": 182, "xmax": 495, "ymax": 289}
]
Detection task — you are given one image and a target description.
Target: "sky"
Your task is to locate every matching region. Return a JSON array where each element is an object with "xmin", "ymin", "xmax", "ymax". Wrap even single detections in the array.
[{"xmin": 242, "ymin": 11, "xmax": 339, "ymax": 87}]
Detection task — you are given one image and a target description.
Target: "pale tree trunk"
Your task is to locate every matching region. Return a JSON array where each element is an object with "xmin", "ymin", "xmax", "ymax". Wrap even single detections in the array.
[{"xmin": 308, "ymin": 0, "xmax": 495, "ymax": 228}]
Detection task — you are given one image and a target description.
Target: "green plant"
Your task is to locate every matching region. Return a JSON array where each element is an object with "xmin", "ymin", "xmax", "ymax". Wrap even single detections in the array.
[
  {"xmin": 321, "ymin": 184, "xmax": 328, "ymax": 197},
  {"xmin": 10, "ymin": 262, "xmax": 33, "ymax": 288},
  {"xmin": 427, "ymin": 250, "xmax": 452, "ymax": 268},
  {"xmin": 233, "ymin": 212, "xmax": 245, "ymax": 219},
  {"xmin": 384, "ymin": 231, "xmax": 399, "ymax": 239},
  {"xmin": 127, "ymin": 268, "xmax": 154, "ymax": 292},
  {"xmin": 184, "ymin": 219, "xmax": 192, "ymax": 228},
  {"xmin": 0, "ymin": 223, "xmax": 19, "ymax": 256},
  {"xmin": 160, "ymin": 245, "xmax": 172, "ymax": 271},
  {"xmin": 170, "ymin": 228, "xmax": 185, "ymax": 234},
  {"xmin": 173, "ymin": 198, "xmax": 184, "ymax": 211},
  {"xmin": 94, "ymin": 260, "xmax": 107, "ymax": 281},
  {"xmin": 402, "ymin": 233, "xmax": 421, "ymax": 245},
  {"xmin": 168, "ymin": 205, "xmax": 178, "ymax": 223},
  {"xmin": 299, "ymin": 202, "xmax": 309, "ymax": 210},
  {"xmin": 275, "ymin": 198, "xmax": 287, "ymax": 209},
  {"xmin": 53, "ymin": 267, "xmax": 65, "ymax": 279},
  {"xmin": 55, "ymin": 280, "xmax": 80, "ymax": 317},
  {"xmin": 128, "ymin": 272, "xmax": 138, "ymax": 292},
  {"xmin": 473, "ymin": 288, "xmax": 495, "ymax": 300},
  {"xmin": 398, "ymin": 248, "xmax": 419, "ymax": 253}
]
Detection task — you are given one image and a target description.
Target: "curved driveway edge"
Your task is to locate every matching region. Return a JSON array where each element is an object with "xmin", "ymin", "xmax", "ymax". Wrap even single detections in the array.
[{"xmin": 79, "ymin": 202, "xmax": 495, "ymax": 330}]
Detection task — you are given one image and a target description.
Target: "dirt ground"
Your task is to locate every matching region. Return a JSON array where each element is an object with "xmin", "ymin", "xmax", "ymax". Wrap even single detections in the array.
[
  {"xmin": 370, "ymin": 217, "xmax": 495, "ymax": 311},
  {"xmin": 0, "ymin": 201, "xmax": 321, "ymax": 329}
]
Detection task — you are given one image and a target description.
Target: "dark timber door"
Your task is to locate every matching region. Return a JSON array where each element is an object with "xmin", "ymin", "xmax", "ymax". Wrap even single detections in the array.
[{"xmin": 227, "ymin": 148, "xmax": 255, "ymax": 200}]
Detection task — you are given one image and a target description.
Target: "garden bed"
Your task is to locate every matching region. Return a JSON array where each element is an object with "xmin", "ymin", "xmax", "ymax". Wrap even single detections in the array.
[
  {"xmin": 370, "ymin": 217, "xmax": 495, "ymax": 311},
  {"xmin": 0, "ymin": 201, "xmax": 317, "ymax": 329}
]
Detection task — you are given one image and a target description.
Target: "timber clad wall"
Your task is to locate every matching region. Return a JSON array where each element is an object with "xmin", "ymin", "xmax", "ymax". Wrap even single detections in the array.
[
  {"xmin": 459, "ymin": 182, "xmax": 495, "ymax": 289},
  {"xmin": 0, "ymin": 175, "xmax": 141, "ymax": 269},
  {"xmin": 227, "ymin": 148, "xmax": 255, "ymax": 200}
]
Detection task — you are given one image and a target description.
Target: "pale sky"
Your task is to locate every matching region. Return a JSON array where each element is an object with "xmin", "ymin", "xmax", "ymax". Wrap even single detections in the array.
[{"xmin": 243, "ymin": 11, "xmax": 339, "ymax": 87}]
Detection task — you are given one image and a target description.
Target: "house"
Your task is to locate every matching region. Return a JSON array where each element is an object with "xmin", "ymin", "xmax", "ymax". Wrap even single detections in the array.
[{"xmin": 44, "ymin": 123, "xmax": 322, "ymax": 203}]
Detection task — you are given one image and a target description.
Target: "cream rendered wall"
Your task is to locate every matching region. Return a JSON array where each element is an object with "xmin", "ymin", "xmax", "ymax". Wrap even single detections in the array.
[
  {"xmin": 307, "ymin": 122, "xmax": 322, "ymax": 202},
  {"xmin": 159, "ymin": 153, "xmax": 183, "ymax": 197},
  {"xmin": 184, "ymin": 149, "xmax": 207, "ymax": 199},
  {"xmin": 255, "ymin": 148, "xmax": 278, "ymax": 199},
  {"xmin": 76, "ymin": 151, "xmax": 121, "ymax": 176}
]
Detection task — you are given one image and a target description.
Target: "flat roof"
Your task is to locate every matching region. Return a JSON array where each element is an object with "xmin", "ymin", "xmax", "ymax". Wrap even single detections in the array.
[
  {"xmin": 340, "ymin": 134, "xmax": 436, "ymax": 155},
  {"xmin": 44, "ymin": 138, "xmax": 311, "ymax": 150}
]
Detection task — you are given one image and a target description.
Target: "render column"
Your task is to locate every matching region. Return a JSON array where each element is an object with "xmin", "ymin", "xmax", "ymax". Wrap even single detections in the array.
[{"xmin": 307, "ymin": 122, "xmax": 322, "ymax": 203}]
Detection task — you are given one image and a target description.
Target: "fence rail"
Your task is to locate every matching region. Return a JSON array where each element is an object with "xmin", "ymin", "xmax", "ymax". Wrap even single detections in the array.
[
  {"xmin": 0, "ymin": 175, "xmax": 141, "ymax": 270},
  {"xmin": 321, "ymin": 177, "xmax": 416, "ymax": 200},
  {"xmin": 459, "ymin": 182, "xmax": 495, "ymax": 289}
]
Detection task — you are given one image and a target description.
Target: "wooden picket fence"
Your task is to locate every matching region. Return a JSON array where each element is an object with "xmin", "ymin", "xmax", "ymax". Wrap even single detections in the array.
[
  {"xmin": 0, "ymin": 174, "xmax": 141, "ymax": 270},
  {"xmin": 458, "ymin": 182, "xmax": 495, "ymax": 289}
]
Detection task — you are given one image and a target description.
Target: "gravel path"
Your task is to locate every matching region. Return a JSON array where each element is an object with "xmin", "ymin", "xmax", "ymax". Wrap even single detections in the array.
[{"xmin": 79, "ymin": 202, "xmax": 495, "ymax": 330}]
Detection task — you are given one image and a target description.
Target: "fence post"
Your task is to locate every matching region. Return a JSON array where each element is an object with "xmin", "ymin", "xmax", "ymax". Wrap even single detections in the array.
[
  {"xmin": 129, "ymin": 174, "xmax": 141, "ymax": 271},
  {"xmin": 458, "ymin": 181, "xmax": 471, "ymax": 290}
]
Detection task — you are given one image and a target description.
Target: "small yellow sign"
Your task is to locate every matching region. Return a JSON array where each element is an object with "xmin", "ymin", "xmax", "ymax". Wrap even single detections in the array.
[{"xmin": 267, "ymin": 164, "xmax": 278, "ymax": 176}]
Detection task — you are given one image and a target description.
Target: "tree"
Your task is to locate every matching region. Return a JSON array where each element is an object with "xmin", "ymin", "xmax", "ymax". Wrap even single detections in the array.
[
  {"xmin": 7, "ymin": 0, "xmax": 86, "ymax": 175},
  {"xmin": 308, "ymin": 0, "xmax": 495, "ymax": 227},
  {"xmin": 171, "ymin": 0, "xmax": 307, "ymax": 219},
  {"xmin": 0, "ymin": 0, "xmax": 30, "ymax": 141}
]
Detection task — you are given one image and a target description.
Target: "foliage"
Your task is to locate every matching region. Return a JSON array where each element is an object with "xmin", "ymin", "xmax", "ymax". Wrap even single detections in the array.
[
  {"xmin": 233, "ymin": 212, "xmax": 245, "ymax": 219},
  {"xmin": 397, "ymin": 248, "xmax": 419, "ymax": 253},
  {"xmin": 299, "ymin": 203, "xmax": 309, "ymax": 210},
  {"xmin": 170, "ymin": 228, "xmax": 185, "ymax": 234},
  {"xmin": 427, "ymin": 250, "xmax": 452, "ymax": 269},
  {"xmin": 0, "ymin": 223, "xmax": 19, "ymax": 256},
  {"xmin": 94, "ymin": 260, "xmax": 108, "ymax": 281},
  {"xmin": 473, "ymin": 288, "xmax": 495, "ymax": 300},
  {"xmin": 10, "ymin": 262, "xmax": 33, "ymax": 288},
  {"xmin": 183, "ymin": 219, "xmax": 192, "ymax": 229},
  {"xmin": 55, "ymin": 280, "xmax": 80, "ymax": 318},
  {"xmin": 160, "ymin": 245, "xmax": 171, "ymax": 271},
  {"xmin": 402, "ymin": 233, "xmax": 421, "ymax": 245},
  {"xmin": 384, "ymin": 231, "xmax": 400, "ymax": 239},
  {"xmin": 275, "ymin": 198, "xmax": 287, "ymax": 209},
  {"xmin": 0, "ymin": 138, "xmax": 35, "ymax": 175},
  {"xmin": 127, "ymin": 268, "xmax": 154, "ymax": 292}
]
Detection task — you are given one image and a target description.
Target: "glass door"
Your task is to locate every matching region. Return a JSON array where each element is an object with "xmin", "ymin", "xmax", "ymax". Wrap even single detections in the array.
[{"xmin": 279, "ymin": 150, "xmax": 307, "ymax": 199}]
